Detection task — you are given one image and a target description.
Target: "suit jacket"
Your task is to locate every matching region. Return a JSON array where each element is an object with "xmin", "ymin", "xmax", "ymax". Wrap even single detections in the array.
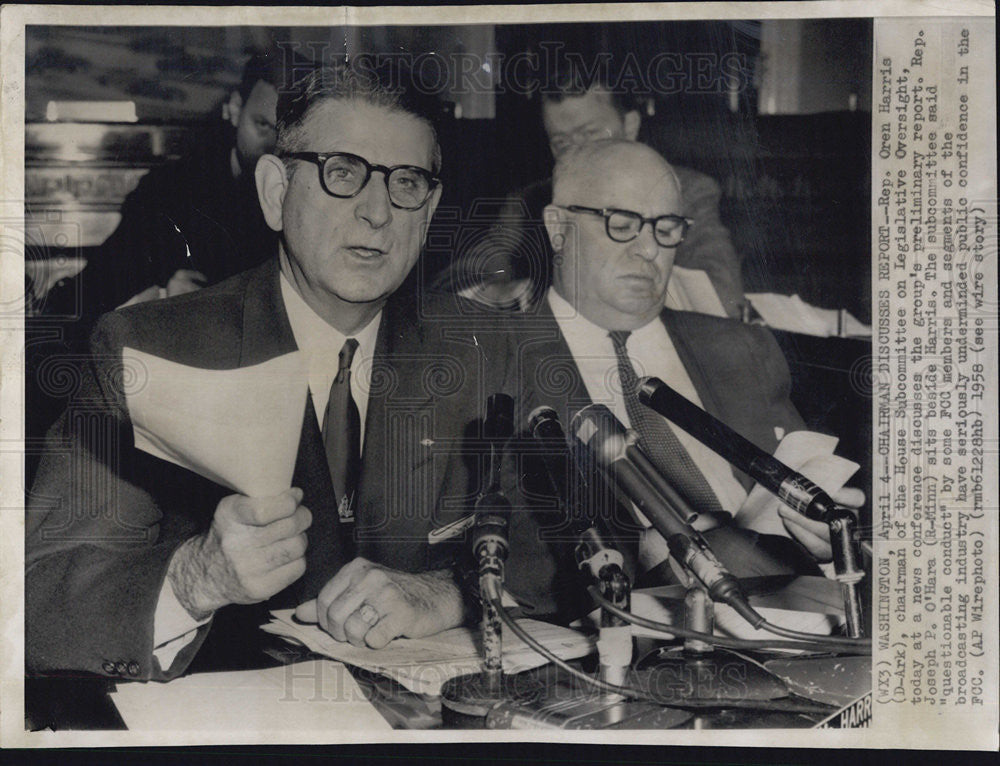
[
  {"xmin": 430, "ymin": 166, "xmax": 746, "ymax": 318},
  {"xmin": 26, "ymin": 258, "xmax": 511, "ymax": 680},
  {"xmin": 499, "ymin": 300, "xmax": 810, "ymax": 618}
]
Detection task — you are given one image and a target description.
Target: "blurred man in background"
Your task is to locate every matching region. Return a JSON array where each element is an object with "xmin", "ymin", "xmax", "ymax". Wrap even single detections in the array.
[{"xmin": 79, "ymin": 47, "xmax": 285, "ymax": 322}]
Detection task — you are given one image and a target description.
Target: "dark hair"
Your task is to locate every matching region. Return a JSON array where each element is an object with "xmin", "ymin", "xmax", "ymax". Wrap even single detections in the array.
[
  {"xmin": 539, "ymin": 60, "xmax": 637, "ymax": 116},
  {"xmin": 275, "ymin": 61, "xmax": 443, "ymax": 174},
  {"xmin": 237, "ymin": 46, "xmax": 285, "ymax": 101}
]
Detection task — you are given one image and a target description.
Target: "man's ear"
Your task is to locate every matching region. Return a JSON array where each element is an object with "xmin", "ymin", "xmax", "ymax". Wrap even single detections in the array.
[
  {"xmin": 225, "ymin": 91, "xmax": 243, "ymax": 127},
  {"xmin": 255, "ymin": 154, "xmax": 287, "ymax": 232},
  {"xmin": 543, "ymin": 204, "xmax": 568, "ymax": 251},
  {"xmin": 623, "ymin": 109, "xmax": 641, "ymax": 141}
]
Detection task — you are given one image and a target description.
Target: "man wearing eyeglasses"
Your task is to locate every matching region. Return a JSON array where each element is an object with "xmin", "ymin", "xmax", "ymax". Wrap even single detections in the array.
[
  {"xmin": 504, "ymin": 140, "xmax": 859, "ymax": 598},
  {"xmin": 26, "ymin": 65, "xmax": 516, "ymax": 681}
]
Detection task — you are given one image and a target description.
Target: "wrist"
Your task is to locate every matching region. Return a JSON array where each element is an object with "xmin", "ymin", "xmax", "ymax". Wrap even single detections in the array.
[{"xmin": 167, "ymin": 534, "xmax": 224, "ymax": 620}]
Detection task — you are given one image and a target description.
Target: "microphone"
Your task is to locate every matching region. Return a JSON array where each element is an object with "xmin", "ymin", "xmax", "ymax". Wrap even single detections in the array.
[
  {"xmin": 529, "ymin": 406, "xmax": 633, "ymax": 689},
  {"xmin": 570, "ymin": 404, "xmax": 761, "ymax": 626},
  {"xmin": 528, "ymin": 406, "xmax": 623, "ymax": 579},
  {"xmin": 638, "ymin": 377, "xmax": 838, "ymax": 523},
  {"xmin": 473, "ymin": 394, "xmax": 516, "ymax": 578}
]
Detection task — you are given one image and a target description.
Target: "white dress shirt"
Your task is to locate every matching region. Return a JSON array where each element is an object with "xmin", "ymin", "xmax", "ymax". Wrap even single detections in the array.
[
  {"xmin": 151, "ymin": 272, "xmax": 381, "ymax": 672},
  {"xmin": 547, "ymin": 288, "xmax": 748, "ymax": 568}
]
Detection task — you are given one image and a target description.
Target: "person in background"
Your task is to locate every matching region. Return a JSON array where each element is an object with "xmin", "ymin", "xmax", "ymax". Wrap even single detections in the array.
[
  {"xmin": 433, "ymin": 61, "xmax": 746, "ymax": 319},
  {"xmin": 79, "ymin": 47, "xmax": 285, "ymax": 322}
]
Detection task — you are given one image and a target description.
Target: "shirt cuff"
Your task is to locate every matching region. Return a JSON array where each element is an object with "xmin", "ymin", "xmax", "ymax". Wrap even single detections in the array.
[{"xmin": 152, "ymin": 573, "xmax": 212, "ymax": 670}]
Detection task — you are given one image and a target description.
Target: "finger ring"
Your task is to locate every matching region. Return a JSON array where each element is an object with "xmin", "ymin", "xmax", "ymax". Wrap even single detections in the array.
[{"xmin": 358, "ymin": 603, "xmax": 380, "ymax": 627}]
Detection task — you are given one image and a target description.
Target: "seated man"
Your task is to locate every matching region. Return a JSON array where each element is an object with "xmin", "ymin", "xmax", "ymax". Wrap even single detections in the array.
[
  {"xmin": 79, "ymin": 47, "xmax": 284, "ymax": 323},
  {"xmin": 26, "ymin": 63, "xmax": 524, "ymax": 680},
  {"xmin": 505, "ymin": 140, "xmax": 858, "ymax": 591},
  {"xmin": 433, "ymin": 65, "xmax": 746, "ymax": 319}
]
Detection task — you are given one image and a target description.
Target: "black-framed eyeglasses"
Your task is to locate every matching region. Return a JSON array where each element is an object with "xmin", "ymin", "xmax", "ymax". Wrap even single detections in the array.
[
  {"xmin": 283, "ymin": 151, "xmax": 439, "ymax": 211},
  {"xmin": 557, "ymin": 205, "xmax": 693, "ymax": 248}
]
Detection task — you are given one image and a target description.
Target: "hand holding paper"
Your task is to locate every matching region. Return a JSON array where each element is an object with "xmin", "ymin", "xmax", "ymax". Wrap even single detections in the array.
[
  {"xmin": 168, "ymin": 488, "xmax": 313, "ymax": 618},
  {"xmin": 124, "ymin": 348, "xmax": 314, "ymax": 616},
  {"xmin": 736, "ymin": 431, "xmax": 861, "ymax": 561}
]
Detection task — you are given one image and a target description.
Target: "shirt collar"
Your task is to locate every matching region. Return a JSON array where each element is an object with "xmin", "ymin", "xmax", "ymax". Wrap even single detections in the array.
[
  {"xmin": 546, "ymin": 287, "xmax": 664, "ymax": 349},
  {"xmin": 280, "ymin": 271, "xmax": 381, "ymax": 363}
]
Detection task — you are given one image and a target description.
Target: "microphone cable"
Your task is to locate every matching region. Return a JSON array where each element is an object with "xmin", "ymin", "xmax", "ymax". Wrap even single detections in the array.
[{"xmin": 587, "ymin": 586, "xmax": 871, "ymax": 654}]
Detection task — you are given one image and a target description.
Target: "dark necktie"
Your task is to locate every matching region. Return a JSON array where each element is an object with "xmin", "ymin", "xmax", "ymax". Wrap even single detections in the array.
[
  {"xmin": 608, "ymin": 330, "xmax": 723, "ymax": 514},
  {"xmin": 322, "ymin": 338, "xmax": 361, "ymax": 523}
]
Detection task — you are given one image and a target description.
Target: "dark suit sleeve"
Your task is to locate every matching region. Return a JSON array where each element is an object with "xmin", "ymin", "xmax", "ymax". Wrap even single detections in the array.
[
  {"xmin": 25, "ymin": 312, "xmax": 209, "ymax": 680},
  {"xmin": 674, "ymin": 170, "xmax": 745, "ymax": 319}
]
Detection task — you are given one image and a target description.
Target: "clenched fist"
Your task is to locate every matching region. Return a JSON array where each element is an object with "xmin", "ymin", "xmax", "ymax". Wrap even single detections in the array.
[{"xmin": 168, "ymin": 488, "xmax": 312, "ymax": 620}]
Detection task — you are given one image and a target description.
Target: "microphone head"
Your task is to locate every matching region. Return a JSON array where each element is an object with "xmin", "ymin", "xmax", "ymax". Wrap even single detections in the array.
[
  {"xmin": 528, "ymin": 405, "xmax": 562, "ymax": 439},
  {"xmin": 637, "ymin": 376, "xmax": 663, "ymax": 405},
  {"xmin": 570, "ymin": 404, "xmax": 627, "ymax": 465},
  {"xmin": 483, "ymin": 393, "xmax": 515, "ymax": 440}
]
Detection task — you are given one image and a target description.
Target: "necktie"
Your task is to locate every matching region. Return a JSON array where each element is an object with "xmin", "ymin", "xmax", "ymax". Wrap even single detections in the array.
[
  {"xmin": 608, "ymin": 330, "xmax": 723, "ymax": 514},
  {"xmin": 322, "ymin": 338, "xmax": 361, "ymax": 523}
]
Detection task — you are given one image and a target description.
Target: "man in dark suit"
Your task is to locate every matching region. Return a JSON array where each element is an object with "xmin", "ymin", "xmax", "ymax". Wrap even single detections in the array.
[
  {"xmin": 26, "ymin": 64, "xmax": 515, "ymax": 681},
  {"xmin": 502, "ymin": 140, "xmax": 857, "ymax": 596}
]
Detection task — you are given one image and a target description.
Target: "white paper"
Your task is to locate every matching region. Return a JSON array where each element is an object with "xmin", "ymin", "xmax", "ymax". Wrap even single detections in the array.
[
  {"xmin": 124, "ymin": 348, "xmax": 308, "ymax": 497},
  {"xmin": 746, "ymin": 292, "xmax": 872, "ymax": 337},
  {"xmin": 262, "ymin": 610, "xmax": 595, "ymax": 696},
  {"xmin": 110, "ymin": 660, "xmax": 391, "ymax": 732},
  {"xmin": 736, "ymin": 430, "xmax": 860, "ymax": 538}
]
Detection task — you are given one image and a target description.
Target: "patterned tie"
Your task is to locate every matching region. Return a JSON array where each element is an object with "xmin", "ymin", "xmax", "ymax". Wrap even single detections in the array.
[
  {"xmin": 322, "ymin": 338, "xmax": 361, "ymax": 523},
  {"xmin": 608, "ymin": 330, "xmax": 723, "ymax": 514}
]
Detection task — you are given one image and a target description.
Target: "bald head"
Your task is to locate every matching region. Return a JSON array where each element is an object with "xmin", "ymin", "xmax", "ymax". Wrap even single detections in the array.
[
  {"xmin": 552, "ymin": 140, "xmax": 681, "ymax": 207},
  {"xmin": 544, "ymin": 140, "xmax": 687, "ymax": 331}
]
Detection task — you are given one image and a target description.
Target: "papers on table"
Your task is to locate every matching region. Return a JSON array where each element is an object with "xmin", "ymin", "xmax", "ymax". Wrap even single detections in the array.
[
  {"xmin": 746, "ymin": 293, "xmax": 872, "ymax": 337},
  {"xmin": 124, "ymin": 348, "xmax": 308, "ymax": 496},
  {"xmin": 110, "ymin": 660, "xmax": 392, "ymax": 732},
  {"xmin": 262, "ymin": 610, "xmax": 596, "ymax": 697},
  {"xmin": 736, "ymin": 430, "xmax": 859, "ymax": 539}
]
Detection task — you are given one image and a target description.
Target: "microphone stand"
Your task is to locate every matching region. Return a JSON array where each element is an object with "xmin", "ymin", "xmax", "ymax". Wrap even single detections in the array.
[
  {"xmin": 440, "ymin": 394, "xmax": 542, "ymax": 723},
  {"xmin": 638, "ymin": 377, "xmax": 867, "ymax": 638}
]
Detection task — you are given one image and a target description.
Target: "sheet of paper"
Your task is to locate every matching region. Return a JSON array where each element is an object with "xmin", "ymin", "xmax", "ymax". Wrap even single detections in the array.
[
  {"xmin": 665, "ymin": 266, "xmax": 728, "ymax": 318},
  {"xmin": 124, "ymin": 348, "xmax": 308, "ymax": 496},
  {"xmin": 110, "ymin": 660, "xmax": 391, "ymax": 732},
  {"xmin": 746, "ymin": 292, "xmax": 871, "ymax": 337},
  {"xmin": 262, "ymin": 610, "xmax": 595, "ymax": 696},
  {"xmin": 736, "ymin": 430, "xmax": 859, "ymax": 538}
]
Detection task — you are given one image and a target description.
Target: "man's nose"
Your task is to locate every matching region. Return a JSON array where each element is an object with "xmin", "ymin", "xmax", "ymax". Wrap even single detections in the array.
[
  {"xmin": 355, "ymin": 174, "xmax": 393, "ymax": 228},
  {"xmin": 628, "ymin": 221, "xmax": 659, "ymax": 261}
]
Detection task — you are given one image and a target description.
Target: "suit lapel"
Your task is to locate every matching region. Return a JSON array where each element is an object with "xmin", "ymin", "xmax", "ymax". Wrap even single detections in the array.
[
  {"xmin": 517, "ymin": 301, "xmax": 593, "ymax": 426},
  {"xmin": 352, "ymin": 294, "xmax": 451, "ymax": 570}
]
